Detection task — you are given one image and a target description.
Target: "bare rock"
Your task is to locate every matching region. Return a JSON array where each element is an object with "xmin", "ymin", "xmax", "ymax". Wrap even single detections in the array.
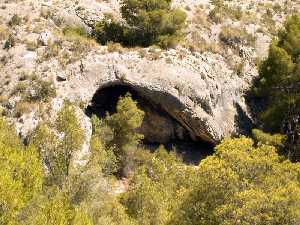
[
  {"xmin": 38, "ymin": 31, "xmax": 53, "ymax": 46},
  {"xmin": 57, "ymin": 49, "xmax": 256, "ymax": 144}
]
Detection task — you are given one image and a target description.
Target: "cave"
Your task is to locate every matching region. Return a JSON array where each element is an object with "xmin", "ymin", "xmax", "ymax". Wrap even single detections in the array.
[{"xmin": 86, "ymin": 84, "xmax": 214, "ymax": 164}]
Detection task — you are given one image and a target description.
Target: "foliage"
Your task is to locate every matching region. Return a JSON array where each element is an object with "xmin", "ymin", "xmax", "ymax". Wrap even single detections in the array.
[
  {"xmin": 32, "ymin": 101, "xmax": 84, "ymax": 187},
  {"xmin": 104, "ymin": 93, "xmax": 144, "ymax": 176},
  {"xmin": 61, "ymin": 26, "xmax": 96, "ymax": 63},
  {"xmin": 26, "ymin": 79, "xmax": 56, "ymax": 102},
  {"xmin": 12, "ymin": 76, "xmax": 56, "ymax": 105},
  {"xmin": 63, "ymin": 26, "xmax": 88, "ymax": 38},
  {"xmin": 93, "ymin": 0, "xmax": 187, "ymax": 48},
  {"xmin": 169, "ymin": 137, "xmax": 300, "ymax": 225},
  {"xmin": 219, "ymin": 26, "xmax": 256, "ymax": 47},
  {"xmin": 209, "ymin": 0, "xmax": 243, "ymax": 23},
  {"xmin": 3, "ymin": 34, "xmax": 15, "ymax": 50},
  {"xmin": 122, "ymin": 145, "xmax": 197, "ymax": 225},
  {"xmin": 90, "ymin": 115, "xmax": 118, "ymax": 175},
  {"xmin": 252, "ymin": 129, "xmax": 286, "ymax": 149},
  {"xmin": 24, "ymin": 191, "xmax": 75, "ymax": 225},
  {"xmin": 255, "ymin": 15, "xmax": 300, "ymax": 160},
  {"xmin": 0, "ymin": 116, "xmax": 43, "ymax": 224},
  {"xmin": 91, "ymin": 93, "xmax": 144, "ymax": 176}
]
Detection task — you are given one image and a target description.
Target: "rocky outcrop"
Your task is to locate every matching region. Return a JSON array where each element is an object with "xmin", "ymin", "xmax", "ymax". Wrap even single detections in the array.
[
  {"xmin": 56, "ymin": 48, "xmax": 257, "ymax": 144},
  {"xmin": 1, "ymin": 0, "xmax": 277, "ymax": 144}
]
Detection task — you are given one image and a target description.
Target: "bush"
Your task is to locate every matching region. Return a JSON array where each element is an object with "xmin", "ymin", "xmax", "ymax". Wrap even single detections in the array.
[
  {"xmin": 61, "ymin": 26, "xmax": 96, "ymax": 62},
  {"xmin": 169, "ymin": 137, "xmax": 300, "ymax": 225},
  {"xmin": 93, "ymin": 0, "xmax": 187, "ymax": 48},
  {"xmin": 32, "ymin": 101, "xmax": 84, "ymax": 186},
  {"xmin": 255, "ymin": 15, "xmax": 300, "ymax": 161},
  {"xmin": 219, "ymin": 26, "xmax": 256, "ymax": 47},
  {"xmin": 107, "ymin": 41, "xmax": 124, "ymax": 53},
  {"xmin": 40, "ymin": 39, "xmax": 61, "ymax": 61},
  {"xmin": 252, "ymin": 129, "xmax": 286, "ymax": 149},
  {"xmin": 25, "ymin": 79, "xmax": 56, "ymax": 102},
  {"xmin": 8, "ymin": 14, "xmax": 22, "ymax": 27},
  {"xmin": 63, "ymin": 26, "xmax": 88, "ymax": 38},
  {"xmin": 89, "ymin": 93, "xmax": 145, "ymax": 177},
  {"xmin": 209, "ymin": 0, "xmax": 243, "ymax": 23},
  {"xmin": 0, "ymin": 116, "xmax": 43, "ymax": 224},
  {"xmin": 14, "ymin": 101, "xmax": 34, "ymax": 117}
]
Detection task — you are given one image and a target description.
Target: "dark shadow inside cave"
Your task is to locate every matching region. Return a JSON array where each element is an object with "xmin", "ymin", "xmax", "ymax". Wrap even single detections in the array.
[{"xmin": 86, "ymin": 84, "xmax": 214, "ymax": 165}]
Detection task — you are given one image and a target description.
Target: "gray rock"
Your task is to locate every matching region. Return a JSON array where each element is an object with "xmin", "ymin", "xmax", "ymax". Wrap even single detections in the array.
[
  {"xmin": 38, "ymin": 31, "xmax": 53, "ymax": 46},
  {"xmin": 57, "ymin": 49, "xmax": 256, "ymax": 144}
]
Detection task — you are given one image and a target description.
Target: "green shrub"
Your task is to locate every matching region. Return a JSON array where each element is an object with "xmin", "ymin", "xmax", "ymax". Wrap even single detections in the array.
[
  {"xmin": 0, "ymin": 116, "xmax": 43, "ymax": 224},
  {"xmin": 62, "ymin": 26, "xmax": 96, "ymax": 61},
  {"xmin": 12, "ymin": 81, "xmax": 28, "ymax": 95},
  {"xmin": 107, "ymin": 41, "xmax": 124, "ymax": 53},
  {"xmin": 26, "ymin": 79, "xmax": 56, "ymax": 102},
  {"xmin": 169, "ymin": 137, "xmax": 300, "ymax": 225},
  {"xmin": 255, "ymin": 15, "xmax": 300, "ymax": 160},
  {"xmin": 219, "ymin": 26, "xmax": 256, "ymax": 47},
  {"xmin": 209, "ymin": 0, "xmax": 243, "ymax": 23},
  {"xmin": 93, "ymin": 0, "xmax": 187, "ymax": 48},
  {"xmin": 252, "ymin": 129, "xmax": 286, "ymax": 149},
  {"xmin": 40, "ymin": 39, "xmax": 61, "ymax": 61},
  {"xmin": 63, "ymin": 26, "xmax": 88, "ymax": 38},
  {"xmin": 8, "ymin": 14, "xmax": 22, "ymax": 27}
]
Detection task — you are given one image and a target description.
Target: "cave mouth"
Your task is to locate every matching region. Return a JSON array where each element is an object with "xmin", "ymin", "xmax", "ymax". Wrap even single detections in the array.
[{"xmin": 86, "ymin": 84, "xmax": 214, "ymax": 164}]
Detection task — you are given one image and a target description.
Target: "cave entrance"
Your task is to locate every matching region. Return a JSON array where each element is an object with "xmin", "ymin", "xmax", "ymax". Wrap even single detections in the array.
[{"xmin": 86, "ymin": 84, "xmax": 214, "ymax": 164}]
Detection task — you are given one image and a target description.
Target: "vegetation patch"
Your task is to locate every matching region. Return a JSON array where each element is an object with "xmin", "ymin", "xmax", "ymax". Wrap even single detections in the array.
[
  {"xmin": 93, "ymin": 0, "xmax": 187, "ymax": 48},
  {"xmin": 209, "ymin": 0, "xmax": 243, "ymax": 23},
  {"xmin": 219, "ymin": 26, "xmax": 256, "ymax": 47},
  {"xmin": 254, "ymin": 15, "xmax": 300, "ymax": 161}
]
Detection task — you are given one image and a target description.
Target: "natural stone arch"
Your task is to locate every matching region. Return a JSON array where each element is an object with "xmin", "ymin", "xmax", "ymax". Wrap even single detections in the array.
[{"xmin": 86, "ymin": 81, "xmax": 217, "ymax": 145}]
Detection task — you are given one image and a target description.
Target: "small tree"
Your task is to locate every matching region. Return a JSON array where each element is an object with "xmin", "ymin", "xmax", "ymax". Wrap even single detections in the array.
[
  {"xmin": 121, "ymin": 0, "xmax": 186, "ymax": 47},
  {"xmin": 55, "ymin": 101, "xmax": 84, "ymax": 177},
  {"xmin": 94, "ymin": 0, "xmax": 187, "ymax": 48},
  {"xmin": 91, "ymin": 93, "xmax": 144, "ymax": 176},
  {"xmin": 255, "ymin": 15, "xmax": 300, "ymax": 160},
  {"xmin": 32, "ymin": 101, "xmax": 84, "ymax": 187}
]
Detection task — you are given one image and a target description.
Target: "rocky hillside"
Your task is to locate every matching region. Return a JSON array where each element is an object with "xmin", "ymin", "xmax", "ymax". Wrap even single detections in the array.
[{"xmin": 1, "ymin": 0, "xmax": 299, "ymax": 148}]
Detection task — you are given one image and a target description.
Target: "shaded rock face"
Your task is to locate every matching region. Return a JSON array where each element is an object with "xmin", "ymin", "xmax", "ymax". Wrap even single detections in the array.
[{"xmin": 86, "ymin": 84, "xmax": 193, "ymax": 144}]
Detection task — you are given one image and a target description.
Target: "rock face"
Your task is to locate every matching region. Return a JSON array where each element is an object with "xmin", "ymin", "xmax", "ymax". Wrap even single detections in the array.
[
  {"xmin": 4, "ymin": 0, "xmax": 294, "ymax": 144},
  {"xmin": 57, "ymin": 49, "xmax": 256, "ymax": 144}
]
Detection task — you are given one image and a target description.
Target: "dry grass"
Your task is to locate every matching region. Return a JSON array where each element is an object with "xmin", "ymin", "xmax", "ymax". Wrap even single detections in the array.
[
  {"xmin": 192, "ymin": 8, "xmax": 210, "ymax": 29},
  {"xmin": 25, "ymin": 39, "xmax": 39, "ymax": 51},
  {"xmin": 14, "ymin": 101, "xmax": 34, "ymax": 117},
  {"xmin": 107, "ymin": 41, "xmax": 123, "ymax": 53},
  {"xmin": 0, "ymin": 95, "xmax": 9, "ymax": 104},
  {"xmin": 0, "ymin": 24, "xmax": 9, "ymax": 40},
  {"xmin": 219, "ymin": 26, "xmax": 256, "ymax": 47},
  {"xmin": 61, "ymin": 26, "xmax": 98, "ymax": 61}
]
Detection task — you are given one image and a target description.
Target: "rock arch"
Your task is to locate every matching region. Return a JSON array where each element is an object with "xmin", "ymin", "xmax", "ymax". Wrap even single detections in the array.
[{"xmin": 86, "ymin": 81, "xmax": 217, "ymax": 145}]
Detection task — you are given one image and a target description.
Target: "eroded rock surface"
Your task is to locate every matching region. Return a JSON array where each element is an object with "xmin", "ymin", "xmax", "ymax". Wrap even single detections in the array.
[{"xmin": 59, "ymin": 49, "xmax": 256, "ymax": 144}]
